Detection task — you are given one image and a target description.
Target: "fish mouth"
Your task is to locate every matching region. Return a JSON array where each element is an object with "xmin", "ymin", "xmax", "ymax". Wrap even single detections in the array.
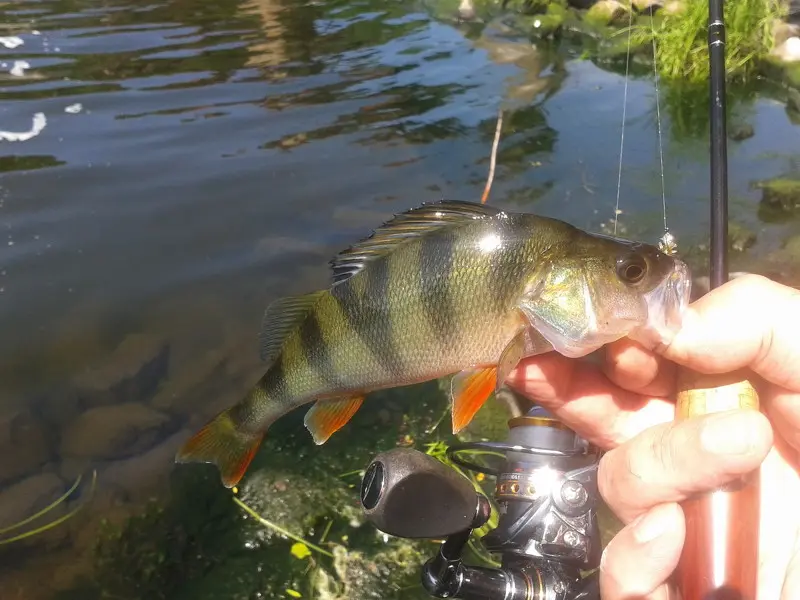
[{"xmin": 628, "ymin": 259, "xmax": 692, "ymax": 351}]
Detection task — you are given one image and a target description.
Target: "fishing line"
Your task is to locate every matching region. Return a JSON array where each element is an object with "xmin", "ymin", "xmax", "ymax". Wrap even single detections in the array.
[
  {"xmin": 614, "ymin": 2, "xmax": 676, "ymax": 254},
  {"xmin": 649, "ymin": 5, "xmax": 676, "ymax": 254},
  {"xmin": 612, "ymin": 3, "xmax": 634, "ymax": 236}
]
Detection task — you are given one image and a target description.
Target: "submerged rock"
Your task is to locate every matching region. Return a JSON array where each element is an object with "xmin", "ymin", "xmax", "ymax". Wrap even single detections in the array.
[
  {"xmin": 728, "ymin": 222, "xmax": 757, "ymax": 252},
  {"xmin": 149, "ymin": 349, "xmax": 227, "ymax": 415},
  {"xmin": 99, "ymin": 428, "xmax": 189, "ymax": 502},
  {"xmin": 72, "ymin": 334, "xmax": 170, "ymax": 408},
  {"xmin": 730, "ymin": 123, "xmax": 755, "ymax": 141},
  {"xmin": 60, "ymin": 403, "xmax": 175, "ymax": 460},
  {"xmin": 0, "ymin": 410, "xmax": 52, "ymax": 486},
  {"xmin": 754, "ymin": 177, "xmax": 800, "ymax": 212},
  {"xmin": 585, "ymin": 0, "xmax": 629, "ymax": 25}
]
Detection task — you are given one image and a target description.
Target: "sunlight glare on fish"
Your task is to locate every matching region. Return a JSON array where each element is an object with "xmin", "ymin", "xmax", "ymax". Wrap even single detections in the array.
[{"xmin": 478, "ymin": 232, "xmax": 502, "ymax": 253}]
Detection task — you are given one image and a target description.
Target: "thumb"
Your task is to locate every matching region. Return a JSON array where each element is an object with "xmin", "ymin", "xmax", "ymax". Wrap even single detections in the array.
[{"xmin": 599, "ymin": 503, "xmax": 684, "ymax": 600}]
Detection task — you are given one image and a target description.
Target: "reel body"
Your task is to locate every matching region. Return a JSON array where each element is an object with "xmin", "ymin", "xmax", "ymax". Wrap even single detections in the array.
[{"xmin": 360, "ymin": 406, "xmax": 603, "ymax": 600}]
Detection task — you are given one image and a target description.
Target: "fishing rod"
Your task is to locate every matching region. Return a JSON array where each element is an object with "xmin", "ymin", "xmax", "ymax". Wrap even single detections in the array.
[{"xmin": 672, "ymin": 0, "xmax": 761, "ymax": 598}]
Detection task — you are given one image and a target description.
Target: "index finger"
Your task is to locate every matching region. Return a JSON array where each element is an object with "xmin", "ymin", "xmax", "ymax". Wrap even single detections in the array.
[
  {"xmin": 658, "ymin": 274, "xmax": 800, "ymax": 391},
  {"xmin": 607, "ymin": 274, "xmax": 800, "ymax": 394}
]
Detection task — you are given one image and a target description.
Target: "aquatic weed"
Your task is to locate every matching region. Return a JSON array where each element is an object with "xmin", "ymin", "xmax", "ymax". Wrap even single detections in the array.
[{"xmin": 0, "ymin": 471, "xmax": 96, "ymax": 546}]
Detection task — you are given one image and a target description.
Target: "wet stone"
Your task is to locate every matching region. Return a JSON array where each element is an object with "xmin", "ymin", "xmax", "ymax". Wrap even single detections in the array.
[
  {"xmin": 60, "ymin": 403, "xmax": 175, "ymax": 461},
  {"xmin": 35, "ymin": 388, "xmax": 82, "ymax": 428},
  {"xmin": 99, "ymin": 428, "xmax": 189, "ymax": 502},
  {"xmin": 149, "ymin": 348, "xmax": 227, "ymax": 415},
  {"xmin": 0, "ymin": 410, "xmax": 52, "ymax": 486},
  {"xmin": 72, "ymin": 334, "xmax": 170, "ymax": 408}
]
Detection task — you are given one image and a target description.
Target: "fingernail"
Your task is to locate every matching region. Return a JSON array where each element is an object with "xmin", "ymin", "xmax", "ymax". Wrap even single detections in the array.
[
  {"xmin": 700, "ymin": 411, "xmax": 758, "ymax": 455},
  {"xmin": 632, "ymin": 508, "xmax": 669, "ymax": 545}
]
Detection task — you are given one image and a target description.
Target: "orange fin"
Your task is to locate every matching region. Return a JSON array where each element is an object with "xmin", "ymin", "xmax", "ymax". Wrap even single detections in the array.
[
  {"xmin": 304, "ymin": 395, "xmax": 365, "ymax": 445},
  {"xmin": 450, "ymin": 367, "xmax": 497, "ymax": 434},
  {"xmin": 175, "ymin": 409, "xmax": 264, "ymax": 489}
]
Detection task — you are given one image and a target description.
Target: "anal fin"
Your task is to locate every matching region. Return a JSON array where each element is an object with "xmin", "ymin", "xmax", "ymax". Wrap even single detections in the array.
[
  {"xmin": 450, "ymin": 367, "xmax": 497, "ymax": 434},
  {"xmin": 304, "ymin": 395, "xmax": 365, "ymax": 444}
]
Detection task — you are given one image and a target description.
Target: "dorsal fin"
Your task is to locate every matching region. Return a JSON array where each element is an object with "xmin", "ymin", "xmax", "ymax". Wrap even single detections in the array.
[
  {"xmin": 259, "ymin": 290, "xmax": 327, "ymax": 363},
  {"xmin": 330, "ymin": 200, "xmax": 503, "ymax": 285}
]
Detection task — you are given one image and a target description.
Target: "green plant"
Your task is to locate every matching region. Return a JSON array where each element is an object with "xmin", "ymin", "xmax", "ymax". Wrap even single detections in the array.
[{"xmin": 625, "ymin": 0, "xmax": 785, "ymax": 83}]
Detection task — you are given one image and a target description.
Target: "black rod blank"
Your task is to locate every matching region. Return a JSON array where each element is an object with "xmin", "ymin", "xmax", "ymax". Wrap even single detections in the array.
[{"xmin": 708, "ymin": 0, "xmax": 728, "ymax": 290}]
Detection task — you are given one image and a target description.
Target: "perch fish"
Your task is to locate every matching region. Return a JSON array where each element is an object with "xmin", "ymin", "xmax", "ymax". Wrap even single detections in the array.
[{"xmin": 176, "ymin": 200, "xmax": 691, "ymax": 487}]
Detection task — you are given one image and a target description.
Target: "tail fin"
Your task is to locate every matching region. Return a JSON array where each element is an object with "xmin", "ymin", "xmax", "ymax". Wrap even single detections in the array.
[{"xmin": 176, "ymin": 409, "xmax": 264, "ymax": 488}]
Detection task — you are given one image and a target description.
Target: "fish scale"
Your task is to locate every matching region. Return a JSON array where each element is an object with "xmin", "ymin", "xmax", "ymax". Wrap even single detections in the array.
[{"xmin": 176, "ymin": 200, "xmax": 691, "ymax": 488}]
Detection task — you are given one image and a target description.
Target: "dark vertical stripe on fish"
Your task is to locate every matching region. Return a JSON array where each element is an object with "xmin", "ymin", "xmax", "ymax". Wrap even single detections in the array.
[
  {"xmin": 333, "ymin": 261, "xmax": 401, "ymax": 377},
  {"xmin": 490, "ymin": 238, "xmax": 523, "ymax": 314},
  {"xmin": 265, "ymin": 355, "xmax": 287, "ymax": 401},
  {"xmin": 418, "ymin": 232, "xmax": 455, "ymax": 347},
  {"xmin": 299, "ymin": 312, "xmax": 343, "ymax": 389},
  {"xmin": 231, "ymin": 358, "xmax": 285, "ymax": 425}
]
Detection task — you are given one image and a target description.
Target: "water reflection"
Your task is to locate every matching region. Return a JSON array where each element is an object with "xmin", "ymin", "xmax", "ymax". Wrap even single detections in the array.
[{"xmin": 0, "ymin": 0, "xmax": 799, "ymax": 596}]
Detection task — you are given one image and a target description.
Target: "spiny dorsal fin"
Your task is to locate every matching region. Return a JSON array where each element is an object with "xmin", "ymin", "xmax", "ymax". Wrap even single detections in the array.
[
  {"xmin": 330, "ymin": 200, "xmax": 503, "ymax": 285},
  {"xmin": 259, "ymin": 290, "xmax": 327, "ymax": 363}
]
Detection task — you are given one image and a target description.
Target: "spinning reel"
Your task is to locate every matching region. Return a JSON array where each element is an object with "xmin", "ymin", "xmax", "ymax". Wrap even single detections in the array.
[{"xmin": 359, "ymin": 403, "xmax": 602, "ymax": 600}]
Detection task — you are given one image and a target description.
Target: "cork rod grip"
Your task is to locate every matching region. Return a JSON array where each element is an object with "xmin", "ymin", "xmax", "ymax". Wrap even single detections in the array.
[{"xmin": 674, "ymin": 368, "xmax": 760, "ymax": 600}]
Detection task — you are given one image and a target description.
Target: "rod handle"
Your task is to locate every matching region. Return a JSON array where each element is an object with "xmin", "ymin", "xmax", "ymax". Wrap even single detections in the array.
[{"xmin": 674, "ymin": 368, "xmax": 760, "ymax": 600}]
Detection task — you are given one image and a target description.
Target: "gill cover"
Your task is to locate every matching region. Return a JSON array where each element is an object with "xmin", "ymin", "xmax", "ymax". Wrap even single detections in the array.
[
  {"xmin": 518, "ymin": 262, "xmax": 645, "ymax": 358},
  {"xmin": 518, "ymin": 244, "xmax": 692, "ymax": 358}
]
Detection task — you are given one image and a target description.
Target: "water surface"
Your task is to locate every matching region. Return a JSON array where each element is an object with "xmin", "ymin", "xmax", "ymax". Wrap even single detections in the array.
[{"xmin": 1, "ymin": 0, "xmax": 799, "ymax": 597}]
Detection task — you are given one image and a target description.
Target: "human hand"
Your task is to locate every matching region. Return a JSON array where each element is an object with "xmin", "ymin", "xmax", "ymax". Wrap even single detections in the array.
[{"xmin": 506, "ymin": 274, "xmax": 800, "ymax": 600}]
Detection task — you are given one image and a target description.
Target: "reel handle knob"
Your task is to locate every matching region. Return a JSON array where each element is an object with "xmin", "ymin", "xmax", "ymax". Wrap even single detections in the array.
[{"xmin": 360, "ymin": 447, "xmax": 488, "ymax": 539}]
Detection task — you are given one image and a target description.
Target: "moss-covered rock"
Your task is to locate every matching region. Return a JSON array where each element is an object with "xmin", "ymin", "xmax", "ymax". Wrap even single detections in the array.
[
  {"xmin": 728, "ymin": 222, "xmax": 757, "ymax": 252},
  {"xmin": 527, "ymin": 2, "xmax": 572, "ymax": 36},
  {"xmin": 754, "ymin": 177, "xmax": 800, "ymax": 212},
  {"xmin": 585, "ymin": 0, "xmax": 630, "ymax": 26},
  {"xmin": 730, "ymin": 123, "xmax": 755, "ymax": 141}
]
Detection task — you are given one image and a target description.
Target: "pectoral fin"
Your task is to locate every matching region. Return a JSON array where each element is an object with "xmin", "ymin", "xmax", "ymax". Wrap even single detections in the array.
[
  {"xmin": 496, "ymin": 327, "xmax": 552, "ymax": 392},
  {"xmin": 450, "ymin": 367, "xmax": 497, "ymax": 434},
  {"xmin": 304, "ymin": 395, "xmax": 365, "ymax": 444}
]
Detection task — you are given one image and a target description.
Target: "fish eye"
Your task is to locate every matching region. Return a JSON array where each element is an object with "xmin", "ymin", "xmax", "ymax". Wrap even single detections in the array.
[{"xmin": 616, "ymin": 253, "xmax": 648, "ymax": 285}]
